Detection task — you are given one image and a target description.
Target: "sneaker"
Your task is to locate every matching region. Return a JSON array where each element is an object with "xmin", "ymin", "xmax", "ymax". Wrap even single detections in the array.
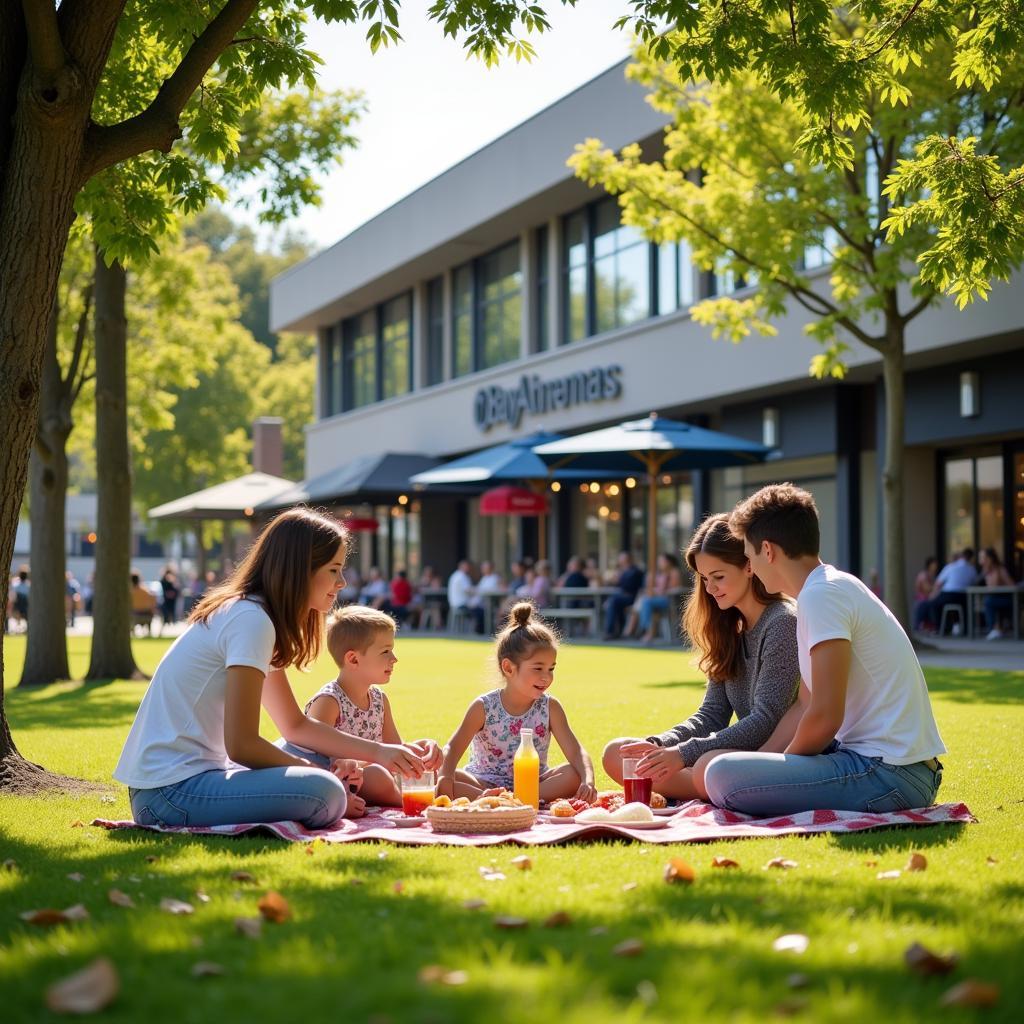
[
  {"xmin": 950, "ymin": 623, "xmax": 962, "ymax": 636},
  {"xmin": 986, "ymin": 628, "xmax": 1003, "ymax": 641}
]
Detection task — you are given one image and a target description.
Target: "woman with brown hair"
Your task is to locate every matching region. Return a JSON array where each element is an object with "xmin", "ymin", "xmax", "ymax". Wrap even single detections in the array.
[
  {"xmin": 115, "ymin": 508, "xmax": 424, "ymax": 828},
  {"xmin": 602, "ymin": 514, "xmax": 806, "ymax": 802}
]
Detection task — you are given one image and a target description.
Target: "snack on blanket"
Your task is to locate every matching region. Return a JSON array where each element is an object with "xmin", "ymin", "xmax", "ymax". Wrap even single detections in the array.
[
  {"xmin": 431, "ymin": 795, "xmax": 451, "ymax": 807},
  {"xmin": 575, "ymin": 807, "xmax": 613, "ymax": 823},
  {"xmin": 425, "ymin": 788, "xmax": 535, "ymax": 834},
  {"xmin": 650, "ymin": 792, "xmax": 667, "ymax": 810},
  {"xmin": 609, "ymin": 802, "xmax": 655, "ymax": 823},
  {"xmin": 550, "ymin": 799, "xmax": 576, "ymax": 818},
  {"xmin": 594, "ymin": 791, "xmax": 625, "ymax": 812}
]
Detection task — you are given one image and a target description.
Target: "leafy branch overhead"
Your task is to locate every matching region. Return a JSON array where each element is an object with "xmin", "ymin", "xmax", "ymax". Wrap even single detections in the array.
[{"xmin": 618, "ymin": 0, "xmax": 1024, "ymax": 305}]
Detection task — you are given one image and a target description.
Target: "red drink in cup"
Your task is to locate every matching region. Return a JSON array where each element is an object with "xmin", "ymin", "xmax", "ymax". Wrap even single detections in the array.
[{"xmin": 621, "ymin": 758, "xmax": 653, "ymax": 806}]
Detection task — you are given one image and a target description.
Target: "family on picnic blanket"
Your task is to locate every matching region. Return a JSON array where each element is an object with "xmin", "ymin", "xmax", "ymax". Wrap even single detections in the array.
[{"xmin": 113, "ymin": 484, "xmax": 946, "ymax": 830}]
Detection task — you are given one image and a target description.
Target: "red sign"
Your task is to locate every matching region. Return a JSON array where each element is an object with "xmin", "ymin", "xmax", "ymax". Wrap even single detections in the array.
[{"xmin": 342, "ymin": 517, "xmax": 379, "ymax": 532}]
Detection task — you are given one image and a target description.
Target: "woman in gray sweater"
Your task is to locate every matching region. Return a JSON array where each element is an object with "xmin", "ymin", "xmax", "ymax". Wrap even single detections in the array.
[{"xmin": 603, "ymin": 514, "xmax": 806, "ymax": 802}]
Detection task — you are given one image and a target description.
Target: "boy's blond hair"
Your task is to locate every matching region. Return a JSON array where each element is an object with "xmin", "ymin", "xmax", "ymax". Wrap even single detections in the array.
[{"xmin": 326, "ymin": 605, "xmax": 396, "ymax": 665}]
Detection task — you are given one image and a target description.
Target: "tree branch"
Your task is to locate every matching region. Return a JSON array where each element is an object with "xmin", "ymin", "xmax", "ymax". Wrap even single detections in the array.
[
  {"xmin": 66, "ymin": 284, "xmax": 94, "ymax": 396},
  {"xmin": 21, "ymin": 0, "xmax": 66, "ymax": 78},
  {"xmin": 899, "ymin": 288, "xmax": 936, "ymax": 325},
  {"xmin": 859, "ymin": 0, "xmax": 925, "ymax": 62},
  {"xmin": 79, "ymin": 0, "xmax": 259, "ymax": 182}
]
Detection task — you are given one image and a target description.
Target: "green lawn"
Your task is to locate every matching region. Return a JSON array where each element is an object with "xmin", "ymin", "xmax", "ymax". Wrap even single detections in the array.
[{"xmin": 1, "ymin": 635, "xmax": 1022, "ymax": 1023}]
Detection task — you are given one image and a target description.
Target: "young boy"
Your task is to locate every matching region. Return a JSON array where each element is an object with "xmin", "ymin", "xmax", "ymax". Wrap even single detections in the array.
[
  {"xmin": 279, "ymin": 606, "xmax": 442, "ymax": 809},
  {"xmin": 702, "ymin": 483, "xmax": 945, "ymax": 815}
]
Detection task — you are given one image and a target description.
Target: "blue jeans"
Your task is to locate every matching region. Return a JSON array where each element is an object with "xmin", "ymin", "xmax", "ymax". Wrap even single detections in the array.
[
  {"xmin": 704, "ymin": 745, "xmax": 942, "ymax": 816},
  {"xmin": 274, "ymin": 738, "xmax": 331, "ymax": 768},
  {"xmin": 639, "ymin": 595, "xmax": 669, "ymax": 631},
  {"xmin": 129, "ymin": 765, "xmax": 347, "ymax": 829},
  {"xmin": 983, "ymin": 594, "xmax": 1013, "ymax": 631}
]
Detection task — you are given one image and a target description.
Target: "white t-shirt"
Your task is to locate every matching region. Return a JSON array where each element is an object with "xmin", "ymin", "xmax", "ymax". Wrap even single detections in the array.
[
  {"xmin": 448, "ymin": 569, "xmax": 475, "ymax": 608},
  {"xmin": 114, "ymin": 598, "xmax": 276, "ymax": 788},
  {"xmin": 936, "ymin": 558, "xmax": 977, "ymax": 592},
  {"xmin": 797, "ymin": 564, "xmax": 945, "ymax": 765}
]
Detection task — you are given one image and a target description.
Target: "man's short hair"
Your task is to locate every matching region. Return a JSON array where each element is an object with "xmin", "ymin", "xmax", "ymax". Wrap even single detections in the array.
[
  {"xmin": 961, "ymin": 547, "xmax": 974, "ymax": 561},
  {"xmin": 729, "ymin": 483, "xmax": 820, "ymax": 558},
  {"xmin": 326, "ymin": 605, "xmax": 396, "ymax": 664}
]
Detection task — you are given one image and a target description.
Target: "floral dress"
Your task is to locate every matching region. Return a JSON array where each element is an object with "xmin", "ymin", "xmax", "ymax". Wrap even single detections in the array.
[
  {"xmin": 305, "ymin": 679, "xmax": 386, "ymax": 742},
  {"xmin": 464, "ymin": 689, "xmax": 551, "ymax": 788}
]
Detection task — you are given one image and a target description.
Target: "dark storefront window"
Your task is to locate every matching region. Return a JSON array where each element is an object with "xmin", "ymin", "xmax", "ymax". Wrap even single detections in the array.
[
  {"xmin": 536, "ymin": 225, "xmax": 550, "ymax": 351},
  {"xmin": 425, "ymin": 276, "xmax": 445, "ymax": 386},
  {"xmin": 452, "ymin": 264, "xmax": 474, "ymax": 379},
  {"xmin": 942, "ymin": 451, "xmax": 1006, "ymax": 562},
  {"xmin": 452, "ymin": 241, "xmax": 522, "ymax": 377},
  {"xmin": 343, "ymin": 310, "xmax": 376, "ymax": 411},
  {"xmin": 563, "ymin": 210, "xmax": 588, "ymax": 343},
  {"xmin": 335, "ymin": 293, "xmax": 412, "ymax": 413},
  {"xmin": 381, "ymin": 294, "xmax": 412, "ymax": 400}
]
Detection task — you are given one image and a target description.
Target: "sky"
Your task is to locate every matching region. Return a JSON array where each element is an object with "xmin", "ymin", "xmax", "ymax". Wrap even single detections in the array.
[{"xmin": 262, "ymin": 1, "xmax": 635, "ymax": 252}]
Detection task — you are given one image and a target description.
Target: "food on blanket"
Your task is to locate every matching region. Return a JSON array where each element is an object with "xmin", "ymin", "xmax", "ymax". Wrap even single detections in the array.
[
  {"xmin": 608, "ymin": 802, "xmax": 655, "ymax": 823},
  {"xmin": 650, "ymin": 791, "xmax": 667, "ymax": 810},
  {"xmin": 431, "ymin": 795, "xmax": 452, "ymax": 807},
  {"xmin": 567, "ymin": 797, "xmax": 591, "ymax": 813},
  {"xmin": 549, "ymin": 799, "xmax": 576, "ymax": 818},
  {"xmin": 593, "ymin": 791, "xmax": 625, "ymax": 812},
  {"xmin": 452, "ymin": 797, "xmax": 471, "ymax": 807},
  {"xmin": 575, "ymin": 807, "xmax": 613, "ymax": 823}
]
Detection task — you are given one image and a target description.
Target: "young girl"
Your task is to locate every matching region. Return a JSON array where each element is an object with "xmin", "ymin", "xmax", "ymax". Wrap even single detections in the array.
[
  {"xmin": 603, "ymin": 514, "xmax": 806, "ymax": 801},
  {"xmin": 114, "ymin": 508, "xmax": 424, "ymax": 829},
  {"xmin": 277, "ymin": 605, "xmax": 443, "ymax": 808},
  {"xmin": 437, "ymin": 602, "xmax": 596, "ymax": 803}
]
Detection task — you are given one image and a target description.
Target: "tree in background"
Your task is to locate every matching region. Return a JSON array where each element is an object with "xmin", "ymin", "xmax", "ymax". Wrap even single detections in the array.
[
  {"xmin": 571, "ymin": 37, "xmax": 1024, "ymax": 626},
  {"xmin": 628, "ymin": 0, "xmax": 1024, "ymax": 306}
]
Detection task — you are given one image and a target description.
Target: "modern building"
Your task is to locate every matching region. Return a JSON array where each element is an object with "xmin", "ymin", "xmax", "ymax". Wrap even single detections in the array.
[{"xmin": 270, "ymin": 59, "xmax": 1024, "ymax": 587}]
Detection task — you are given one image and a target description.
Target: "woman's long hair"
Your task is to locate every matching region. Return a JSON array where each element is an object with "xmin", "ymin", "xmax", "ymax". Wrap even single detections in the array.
[
  {"xmin": 681, "ymin": 513, "xmax": 780, "ymax": 683},
  {"xmin": 190, "ymin": 507, "xmax": 348, "ymax": 670}
]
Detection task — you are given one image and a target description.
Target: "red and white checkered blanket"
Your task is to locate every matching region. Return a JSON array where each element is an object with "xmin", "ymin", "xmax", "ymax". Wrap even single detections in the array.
[{"xmin": 92, "ymin": 800, "xmax": 975, "ymax": 847}]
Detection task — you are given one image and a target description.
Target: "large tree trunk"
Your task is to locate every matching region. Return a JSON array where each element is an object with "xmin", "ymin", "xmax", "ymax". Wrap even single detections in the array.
[
  {"xmin": 881, "ymin": 336, "xmax": 909, "ymax": 630},
  {"xmin": 86, "ymin": 252, "xmax": 142, "ymax": 681},
  {"xmin": 0, "ymin": 25, "xmax": 97, "ymax": 789},
  {"xmin": 21, "ymin": 304, "xmax": 72, "ymax": 686}
]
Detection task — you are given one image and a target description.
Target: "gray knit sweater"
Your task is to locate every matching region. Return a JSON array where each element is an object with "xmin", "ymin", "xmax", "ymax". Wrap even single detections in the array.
[{"xmin": 647, "ymin": 600, "xmax": 800, "ymax": 767}]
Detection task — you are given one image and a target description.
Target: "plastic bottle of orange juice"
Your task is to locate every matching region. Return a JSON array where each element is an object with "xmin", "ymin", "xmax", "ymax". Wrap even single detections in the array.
[{"xmin": 513, "ymin": 728, "xmax": 540, "ymax": 809}]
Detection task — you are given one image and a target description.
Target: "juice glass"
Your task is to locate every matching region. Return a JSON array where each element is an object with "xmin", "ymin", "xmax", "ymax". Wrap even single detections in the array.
[
  {"xmin": 401, "ymin": 770, "xmax": 435, "ymax": 817},
  {"xmin": 621, "ymin": 758, "xmax": 653, "ymax": 806}
]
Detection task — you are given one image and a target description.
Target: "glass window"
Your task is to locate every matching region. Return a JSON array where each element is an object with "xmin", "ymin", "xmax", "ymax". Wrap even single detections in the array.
[
  {"xmin": 477, "ymin": 241, "xmax": 521, "ymax": 370},
  {"xmin": 536, "ymin": 226, "xmax": 550, "ymax": 352},
  {"xmin": 381, "ymin": 293, "xmax": 411, "ymax": 400},
  {"xmin": 452, "ymin": 264, "xmax": 473, "ymax": 378},
  {"xmin": 324, "ymin": 324, "xmax": 343, "ymax": 416},
  {"xmin": 592, "ymin": 198, "xmax": 650, "ymax": 333},
  {"xmin": 1013, "ymin": 452, "xmax": 1024, "ymax": 581},
  {"xmin": 563, "ymin": 210, "xmax": 588, "ymax": 343},
  {"xmin": 977, "ymin": 455, "xmax": 1004, "ymax": 554},
  {"xmin": 426, "ymin": 276, "xmax": 444, "ymax": 386},
  {"xmin": 571, "ymin": 482, "xmax": 624, "ymax": 577},
  {"xmin": 944, "ymin": 458, "xmax": 975, "ymax": 557},
  {"xmin": 343, "ymin": 310, "xmax": 377, "ymax": 411}
]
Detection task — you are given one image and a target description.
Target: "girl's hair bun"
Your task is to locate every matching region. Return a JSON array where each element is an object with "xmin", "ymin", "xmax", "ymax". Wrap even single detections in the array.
[{"xmin": 510, "ymin": 601, "xmax": 534, "ymax": 628}]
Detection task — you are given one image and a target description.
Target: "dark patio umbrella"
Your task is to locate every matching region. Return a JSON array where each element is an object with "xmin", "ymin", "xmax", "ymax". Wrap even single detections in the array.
[{"xmin": 534, "ymin": 414, "xmax": 772, "ymax": 579}]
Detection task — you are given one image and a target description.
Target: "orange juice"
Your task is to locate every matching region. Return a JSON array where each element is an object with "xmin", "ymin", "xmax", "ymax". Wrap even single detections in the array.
[
  {"xmin": 513, "ymin": 728, "xmax": 540, "ymax": 809},
  {"xmin": 401, "ymin": 789, "xmax": 433, "ymax": 817}
]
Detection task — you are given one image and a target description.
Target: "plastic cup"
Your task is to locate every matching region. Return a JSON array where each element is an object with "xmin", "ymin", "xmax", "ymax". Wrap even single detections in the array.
[
  {"xmin": 621, "ymin": 757, "xmax": 653, "ymax": 806},
  {"xmin": 400, "ymin": 769, "xmax": 435, "ymax": 817}
]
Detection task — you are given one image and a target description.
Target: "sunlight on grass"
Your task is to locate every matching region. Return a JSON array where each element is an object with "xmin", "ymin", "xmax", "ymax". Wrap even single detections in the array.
[{"xmin": 1, "ymin": 635, "xmax": 1022, "ymax": 1023}]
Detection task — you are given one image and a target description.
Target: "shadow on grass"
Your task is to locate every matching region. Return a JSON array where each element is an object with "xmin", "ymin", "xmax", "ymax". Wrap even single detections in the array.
[
  {"xmin": 923, "ymin": 667, "xmax": 1024, "ymax": 705},
  {"xmin": 2, "ymin": 824, "xmax": 1022, "ymax": 1024},
  {"xmin": 7, "ymin": 678, "xmax": 144, "ymax": 732},
  {"xmin": 637, "ymin": 678, "xmax": 704, "ymax": 691}
]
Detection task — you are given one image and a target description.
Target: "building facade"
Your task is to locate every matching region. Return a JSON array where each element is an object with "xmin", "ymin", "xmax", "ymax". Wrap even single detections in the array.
[{"xmin": 271, "ymin": 60, "xmax": 1024, "ymax": 587}]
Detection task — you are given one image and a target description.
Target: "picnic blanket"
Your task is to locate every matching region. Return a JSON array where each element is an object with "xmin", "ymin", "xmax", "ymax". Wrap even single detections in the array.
[{"xmin": 92, "ymin": 800, "xmax": 974, "ymax": 847}]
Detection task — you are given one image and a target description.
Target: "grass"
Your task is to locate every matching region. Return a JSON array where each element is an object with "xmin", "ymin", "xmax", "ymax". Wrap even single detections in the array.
[{"xmin": 1, "ymin": 634, "xmax": 1022, "ymax": 1024}]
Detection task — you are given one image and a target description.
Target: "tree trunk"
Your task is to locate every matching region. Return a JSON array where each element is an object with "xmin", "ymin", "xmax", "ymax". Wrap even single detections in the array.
[
  {"xmin": 0, "ymin": 49, "xmax": 94, "ymax": 788},
  {"xmin": 86, "ymin": 251, "xmax": 142, "ymax": 681},
  {"xmin": 21, "ymin": 303, "xmax": 72, "ymax": 686},
  {"xmin": 881, "ymin": 337, "xmax": 909, "ymax": 629}
]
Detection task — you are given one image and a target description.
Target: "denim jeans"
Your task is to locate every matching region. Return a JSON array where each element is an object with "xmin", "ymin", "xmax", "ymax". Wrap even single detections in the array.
[
  {"xmin": 639, "ymin": 595, "xmax": 669, "ymax": 631},
  {"xmin": 129, "ymin": 765, "xmax": 347, "ymax": 829},
  {"xmin": 703, "ymin": 745, "xmax": 943, "ymax": 816},
  {"xmin": 274, "ymin": 738, "xmax": 331, "ymax": 769}
]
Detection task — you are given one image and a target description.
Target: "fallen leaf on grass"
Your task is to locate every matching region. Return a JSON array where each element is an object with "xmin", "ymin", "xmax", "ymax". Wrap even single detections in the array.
[
  {"xmin": 939, "ymin": 980, "xmax": 1000, "ymax": 1008},
  {"xmin": 494, "ymin": 915, "xmax": 529, "ymax": 930},
  {"xmin": 257, "ymin": 891, "xmax": 292, "ymax": 923},
  {"xmin": 613, "ymin": 938, "xmax": 645, "ymax": 958},
  {"xmin": 636, "ymin": 980, "xmax": 657, "ymax": 1006},
  {"xmin": 45, "ymin": 957, "xmax": 119, "ymax": 1014},
  {"xmin": 773, "ymin": 996, "xmax": 808, "ymax": 1017},
  {"xmin": 159, "ymin": 898, "xmax": 194, "ymax": 915},
  {"xmin": 876, "ymin": 870, "xmax": 901, "ymax": 880},
  {"xmin": 349, "ymin": 878, "xmax": 365, "ymax": 887},
  {"xmin": 711, "ymin": 856, "xmax": 740, "ymax": 869},
  {"xmin": 905, "ymin": 852, "xmax": 927, "ymax": 872},
  {"xmin": 589, "ymin": 926, "xmax": 608, "ymax": 936},
  {"xmin": 107, "ymin": 889, "xmax": 135, "ymax": 909},
  {"xmin": 144, "ymin": 855, "xmax": 159, "ymax": 864},
  {"xmin": 418, "ymin": 965, "xmax": 468, "ymax": 986},
  {"xmin": 622, "ymin": 881, "xmax": 638, "ymax": 891},
  {"xmin": 230, "ymin": 871, "xmax": 256, "ymax": 884},
  {"xmin": 66, "ymin": 872, "xmax": 84, "ymax": 883},
  {"xmin": 986, "ymin": 856, "xmax": 998, "ymax": 866},
  {"xmin": 194, "ymin": 890, "xmax": 210, "ymax": 904},
  {"xmin": 786, "ymin": 973, "xmax": 810, "ymax": 990},
  {"xmin": 70, "ymin": 820, "xmax": 85, "ymax": 829},
  {"xmin": 764, "ymin": 858, "xmax": 798, "ymax": 870},
  {"xmin": 772, "ymin": 934, "xmax": 810, "ymax": 955},
  {"xmin": 510, "ymin": 855, "xmax": 532, "ymax": 871},
  {"xmin": 478, "ymin": 866, "xmax": 506, "ymax": 882},
  {"xmin": 234, "ymin": 917, "xmax": 263, "ymax": 939},
  {"xmin": 863, "ymin": 859, "xmax": 878, "ymax": 868},
  {"xmin": 20, "ymin": 907, "xmax": 90, "ymax": 927},
  {"xmin": 392, "ymin": 881, "xmax": 405, "ymax": 894},
  {"xmin": 543, "ymin": 911, "xmax": 572, "ymax": 928},
  {"xmin": 190, "ymin": 962, "xmax": 225, "ymax": 979},
  {"xmin": 3, "ymin": 859, "xmax": 17, "ymax": 871},
  {"xmin": 904, "ymin": 942, "xmax": 958, "ymax": 977},
  {"xmin": 664, "ymin": 858, "xmax": 696, "ymax": 884},
  {"xmin": 462, "ymin": 899, "xmax": 486, "ymax": 911}
]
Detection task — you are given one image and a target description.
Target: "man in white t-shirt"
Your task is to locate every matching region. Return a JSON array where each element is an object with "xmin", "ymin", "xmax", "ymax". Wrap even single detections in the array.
[
  {"xmin": 701, "ymin": 483, "xmax": 946, "ymax": 816},
  {"xmin": 447, "ymin": 560, "xmax": 484, "ymax": 634}
]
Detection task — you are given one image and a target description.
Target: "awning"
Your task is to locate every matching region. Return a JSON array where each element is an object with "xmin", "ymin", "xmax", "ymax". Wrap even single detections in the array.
[
  {"xmin": 148, "ymin": 472, "xmax": 296, "ymax": 521},
  {"xmin": 479, "ymin": 485, "xmax": 549, "ymax": 516}
]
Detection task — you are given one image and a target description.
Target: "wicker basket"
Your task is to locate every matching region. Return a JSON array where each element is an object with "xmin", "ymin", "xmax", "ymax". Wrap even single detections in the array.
[{"xmin": 425, "ymin": 804, "xmax": 537, "ymax": 835}]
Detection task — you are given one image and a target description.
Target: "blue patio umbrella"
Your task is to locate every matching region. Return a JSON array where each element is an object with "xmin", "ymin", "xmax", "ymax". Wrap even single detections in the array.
[
  {"xmin": 410, "ymin": 431, "xmax": 616, "ymax": 560},
  {"xmin": 534, "ymin": 414, "xmax": 772, "ymax": 576}
]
